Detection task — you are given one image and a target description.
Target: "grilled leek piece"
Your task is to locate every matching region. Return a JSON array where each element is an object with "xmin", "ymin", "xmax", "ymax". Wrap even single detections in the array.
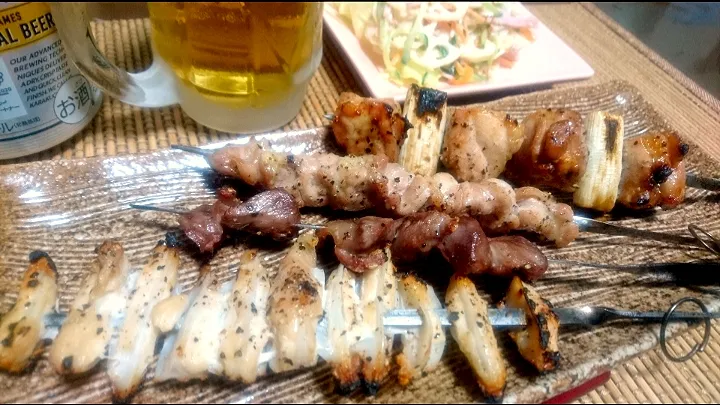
[
  {"xmin": 398, "ymin": 84, "xmax": 449, "ymax": 177},
  {"xmin": 573, "ymin": 111, "xmax": 624, "ymax": 212}
]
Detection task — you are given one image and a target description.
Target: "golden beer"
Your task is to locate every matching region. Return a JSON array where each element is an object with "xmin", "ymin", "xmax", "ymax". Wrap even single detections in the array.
[{"xmin": 147, "ymin": 2, "xmax": 322, "ymax": 127}]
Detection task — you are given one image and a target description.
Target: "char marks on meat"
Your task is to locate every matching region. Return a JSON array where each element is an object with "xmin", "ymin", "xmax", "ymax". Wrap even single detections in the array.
[
  {"xmin": 331, "ymin": 92, "xmax": 410, "ymax": 162},
  {"xmin": 505, "ymin": 109, "xmax": 588, "ymax": 192},
  {"xmin": 618, "ymin": 131, "xmax": 688, "ymax": 209}
]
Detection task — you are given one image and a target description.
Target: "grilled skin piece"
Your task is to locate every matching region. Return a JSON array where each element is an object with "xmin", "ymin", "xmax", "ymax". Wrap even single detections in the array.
[
  {"xmin": 446, "ymin": 275, "xmax": 507, "ymax": 401},
  {"xmin": 49, "ymin": 242, "xmax": 131, "ymax": 375},
  {"xmin": 617, "ymin": 131, "xmax": 689, "ymax": 210},
  {"xmin": 107, "ymin": 239, "xmax": 180, "ymax": 402},
  {"xmin": 505, "ymin": 108, "xmax": 588, "ymax": 192},
  {"xmin": 268, "ymin": 232, "xmax": 325, "ymax": 373},
  {"xmin": 442, "ymin": 107, "xmax": 524, "ymax": 182},
  {"xmin": 207, "ymin": 140, "xmax": 578, "ymax": 246},
  {"xmin": 332, "ymin": 92, "xmax": 409, "ymax": 162},
  {"xmin": 499, "ymin": 276, "xmax": 560, "ymax": 372},
  {"xmin": 0, "ymin": 252, "xmax": 58, "ymax": 373},
  {"xmin": 220, "ymin": 250, "xmax": 274, "ymax": 383}
]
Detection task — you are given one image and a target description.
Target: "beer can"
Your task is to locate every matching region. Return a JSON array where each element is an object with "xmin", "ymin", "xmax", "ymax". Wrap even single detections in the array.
[{"xmin": 0, "ymin": 2, "xmax": 102, "ymax": 160}]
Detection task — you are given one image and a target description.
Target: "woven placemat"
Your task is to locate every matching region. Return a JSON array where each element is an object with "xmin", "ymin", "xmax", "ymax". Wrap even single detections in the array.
[{"xmin": 2, "ymin": 3, "xmax": 720, "ymax": 403}]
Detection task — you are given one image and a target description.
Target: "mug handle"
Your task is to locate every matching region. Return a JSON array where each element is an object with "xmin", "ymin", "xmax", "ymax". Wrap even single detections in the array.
[{"xmin": 49, "ymin": 3, "xmax": 178, "ymax": 108}]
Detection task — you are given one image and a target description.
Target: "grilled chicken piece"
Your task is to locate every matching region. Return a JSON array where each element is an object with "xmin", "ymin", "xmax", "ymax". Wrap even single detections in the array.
[
  {"xmin": 505, "ymin": 109, "xmax": 588, "ymax": 192},
  {"xmin": 445, "ymin": 275, "xmax": 506, "ymax": 401},
  {"xmin": 395, "ymin": 275, "xmax": 446, "ymax": 386},
  {"xmin": 617, "ymin": 131, "xmax": 689, "ymax": 209},
  {"xmin": 49, "ymin": 242, "xmax": 131, "ymax": 375},
  {"xmin": 0, "ymin": 252, "xmax": 58, "ymax": 373},
  {"xmin": 513, "ymin": 187, "xmax": 579, "ymax": 248},
  {"xmin": 442, "ymin": 107, "xmax": 524, "ymax": 182},
  {"xmin": 207, "ymin": 140, "xmax": 578, "ymax": 246},
  {"xmin": 107, "ymin": 239, "xmax": 180, "ymax": 402},
  {"xmin": 331, "ymin": 92, "xmax": 409, "ymax": 162},
  {"xmin": 155, "ymin": 271, "xmax": 232, "ymax": 382},
  {"xmin": 220, "ymin": 250, "xmax": 273, "ymax": 383},
  {"xmin": 268, "ymin": 232, "xmax": 325, "ymax": 373},
  {"xmin": 499, "ymin": 276, "xmax": 560, "ymax": 372}
]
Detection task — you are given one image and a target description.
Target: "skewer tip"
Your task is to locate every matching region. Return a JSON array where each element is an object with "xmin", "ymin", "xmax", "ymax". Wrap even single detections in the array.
[{"xmin": 129, "ymin": 204, "xmax": 186, "ymax": 216}]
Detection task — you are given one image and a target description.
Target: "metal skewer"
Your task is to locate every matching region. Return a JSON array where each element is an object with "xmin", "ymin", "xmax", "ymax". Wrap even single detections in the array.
[{"xmin": 42, "ymin": 297, "xmax": 720, "ymax": 363}]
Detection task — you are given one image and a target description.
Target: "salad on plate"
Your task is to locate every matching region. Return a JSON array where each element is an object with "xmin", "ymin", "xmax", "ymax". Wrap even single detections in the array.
[{"xmin": 327, "ymin": 2, "xmax": 539, "ymax": 87}]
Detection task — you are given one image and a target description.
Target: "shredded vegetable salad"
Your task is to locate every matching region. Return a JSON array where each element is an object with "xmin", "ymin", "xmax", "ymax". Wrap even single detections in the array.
[{"xmin": 328, "ymin": 2, "xmax": 538, "ymax": 87}]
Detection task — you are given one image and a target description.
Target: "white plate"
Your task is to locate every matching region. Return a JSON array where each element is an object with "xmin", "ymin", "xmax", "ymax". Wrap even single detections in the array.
[{"xmin": 323, "ymin": 3, "xmax": 595, "ymax": 101}]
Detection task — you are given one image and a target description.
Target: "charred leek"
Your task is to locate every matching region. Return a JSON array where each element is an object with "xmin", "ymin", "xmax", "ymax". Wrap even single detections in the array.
[
  {"xmin": 573, "ymin": 111, "xmax": 624, "ymax": 212},
  {"xmin": 398, "ymin": 84, "xmax": 448, "ymax": 176}
]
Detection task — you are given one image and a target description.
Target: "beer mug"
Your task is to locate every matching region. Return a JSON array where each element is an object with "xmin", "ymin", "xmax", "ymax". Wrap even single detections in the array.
[{"xmin": 49, "ymin": 2, "xmax": 323, "ymax": 134}]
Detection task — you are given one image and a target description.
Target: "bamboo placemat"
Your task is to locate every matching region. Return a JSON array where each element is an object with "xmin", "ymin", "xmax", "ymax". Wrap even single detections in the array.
[{"xmin": 2, "ymin": 3, "xmax": 720, "ymax": 403}]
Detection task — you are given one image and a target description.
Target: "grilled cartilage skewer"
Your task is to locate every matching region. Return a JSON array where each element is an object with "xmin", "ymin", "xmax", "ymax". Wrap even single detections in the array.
[
  {"xmin": 49, "ymin": 242, "xmax": 131, "ymax": 375},
  {"xmin": 445, "ymin": 275, "xmax": 507, "ymax": 401},
  {"xmin": 0, "ymin": 252, "xmax": 58, "ymax": 373},
  {"xmin": 107, "ymin": 237, "xmax": 180, "ymax": 402},
  {"xmin": 220, "ymin": 250, "xmax": 274, "ymax": 383}
]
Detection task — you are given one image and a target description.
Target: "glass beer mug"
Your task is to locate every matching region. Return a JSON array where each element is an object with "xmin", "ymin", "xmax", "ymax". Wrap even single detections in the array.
[{"xmin": 49, "ymin": 2, "xmax": 323, "ymax": 133}]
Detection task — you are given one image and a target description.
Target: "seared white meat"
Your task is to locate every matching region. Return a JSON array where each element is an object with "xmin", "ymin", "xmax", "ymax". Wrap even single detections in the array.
[
  {"xmin": 207, "ymin": 141, "xmax": 579, "ymax": 246},
  {"xmin": 0, "ymin": 252, "xmax": 58, "ymax": 373},
  {"xmin": 49, "ymin": 242, "xmax": 130, "ymax": 375},
  {"xmin": 512, "ymin": 187, "xmax": 579, "ymax": 247},
  {"xmin": 220, "ymin": 250, "xmax": 273, "ymax": 383},
  {"xmin": 155, "ymin": 271, "xmax": 231, "ymax": 382},
  {"xmin": 107, "ymin": 240, "xmax": 180, "ymax": 402},
  {"xmin": 395, "ymin": 274, "xmax": 446, "ymax": 386},
  {"xmin": 445, "ymin": 275, "xmax": 506, "ymax": 401},
  {"xmin": 427, "ymin": 173, "xmax": 520, "ymax": 230},
  {"xmin": 268, "ymin": 232, "xmax": 325, "ymax": 373},
  {"xmin": 442, "ymin": 107, "xmax": 524, "ymax": 182},
  {"xmin": 331, "ymin": 92, "xmax": 409, "ymax": 162}
]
